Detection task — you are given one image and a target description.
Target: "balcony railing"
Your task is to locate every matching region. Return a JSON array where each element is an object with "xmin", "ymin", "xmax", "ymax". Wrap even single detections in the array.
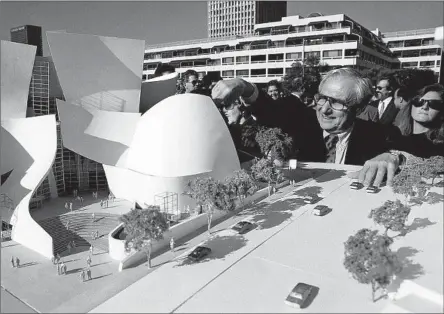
[
  {"xmin": 382, "ymin": 28, "xmax": 436, "ymax": 38},
  {"xmin": 145, "ymin": 25, "xmax": 351, "ymax": 53}
]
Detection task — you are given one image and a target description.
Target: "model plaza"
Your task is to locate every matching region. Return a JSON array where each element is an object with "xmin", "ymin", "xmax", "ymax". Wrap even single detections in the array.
[{"xmin": 1, "ymin": 6, "xmax": 444, "ymax": 314}]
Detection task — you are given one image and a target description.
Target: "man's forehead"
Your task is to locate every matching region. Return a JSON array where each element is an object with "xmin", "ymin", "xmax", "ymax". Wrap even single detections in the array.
[
  {"xmin": 320, "ymin": 78, "xmax": 355, "ymax": 99},
  {"xmin": 378, "ymin": 79, "xmax": 389, "ymax": 87}
]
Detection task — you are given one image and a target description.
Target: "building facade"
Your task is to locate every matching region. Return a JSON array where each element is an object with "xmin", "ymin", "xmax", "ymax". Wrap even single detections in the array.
[
  {"xmin": 10, "ymin": 25, "xmax": 43, "ymax": 56},
  {"xmin": 381, "ymin": 26, "xmax": 443, "ymax": 82},
  {"xmin": 208, "ymin": 1, "xmax": 287, "ymax": 38},
  {"xmin": 144, "ymin": 14, "xmax": 399, "ymax": 84}
]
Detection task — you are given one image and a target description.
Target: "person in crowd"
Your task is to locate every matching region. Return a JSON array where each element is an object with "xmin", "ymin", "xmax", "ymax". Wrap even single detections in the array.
[
  {"xmin": 355, "ymin": 79, "xmax": 379, "ymax": 123},
  {"xmin": 170, "ymin": 237, "xmax": 175, "ymax": 253},
  {"xmin": 369, "ymin": 75, "xmax": 399, "ymax": 125},
  {"xmin": 392, "ymin": 87, "xmax": 416, "ymax": 136},
  {"xmin": 218, "ymin": 97, "xmax": 262, "ymax": 163},
  {"xmin": 202, "ymin": 72, "xmax": 222, "ymax": 91},
  {"xmin": 392, "ymin": 84, "xmax": 444, "ymax": 158},
  {"xmin": 183, "ymin": 70, "xmax": 200, "ymax": 94},
  {"xmin": 267, "ymin": 80, "xmax": 283, "ymax": 101},
  {"xmin": 15, "ymin": 257, "xmax": 20, "ymax": 268},
  {"xmin": 11, "ymin": 256, "xmax": 15, "ymax": 268},
  {"xmin": 153, "ymin": 63, "xmax": 175, "ymax": 78},
  {"xmin": 87, "ymin": 268, "xmax": 92, "ymax": 281},
  {"xmin": 211, "ymin": 68, "xmax": 405, "ymax": 187},
  {"xmin": 80, "ymin": 270, "xmax": 85, "ymax": 282}
]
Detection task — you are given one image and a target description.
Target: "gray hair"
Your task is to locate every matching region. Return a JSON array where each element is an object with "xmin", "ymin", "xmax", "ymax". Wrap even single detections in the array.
[{"xmin": 319, "ymin": 68, "xmax": 374, "ymax": 109}]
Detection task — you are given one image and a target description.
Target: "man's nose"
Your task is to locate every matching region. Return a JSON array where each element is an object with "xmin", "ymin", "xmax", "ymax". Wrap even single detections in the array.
[{"xmin": 319, "ymin": 102, "xmax": 332, "ymax": 114}]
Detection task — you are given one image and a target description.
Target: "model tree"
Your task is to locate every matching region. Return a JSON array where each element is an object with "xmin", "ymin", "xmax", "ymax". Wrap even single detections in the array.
[
  {"xmin": 368, "ymin": 200, "xmax": 411, "ymax": 236},
  {"xmin": 255, "ymin": 127, "xmax": 293, "ymax": 164},
  {"xmin": 186, "ymin": 177, "xmax": 236, "ymax": 234},
  {"xmin": 251, "ymin": 158, "xmax": 283, "ymax": 196},
  {"xmin": 343, "ymin": 228, "xmax": 402, "ymax": 302},
  {"xmin": 225, "ymin": 169, "xmax": 258, "ymax": 208},
  {"xmin": 119, "ymin": 206, "xmax": 169, "ymax": 268},
  {"xmin": 392, "ymin": 155, "xmax": 444, "ymax": 199}
]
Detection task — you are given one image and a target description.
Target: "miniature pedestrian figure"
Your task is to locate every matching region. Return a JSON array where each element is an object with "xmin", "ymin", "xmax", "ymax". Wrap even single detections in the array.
[
  {"xmin": 100, "ymin": 200, "xmax": 103, "ymax": 208},
  {"xmin": 15, "ymin": 257, "xmax": 20, "ymax": 268},
  {"xmin": 57, "ymin": 262, "xmax": 61, "ymax": 275},
  {"xmin": 65, "ymin": 221, "xmax": 70, "ymax": 230},
  {"xmin": 91, "ymin": 230, "xmax": 95, "ymax": 240},
  {"xmin": 95, "ymin": 230, "xmax": 99, "ymax": 239},
  {"xmin": 67, "ymin": 242, "xmax": 72, "ymax": 254},
  {"xmin": 92, "ymin": 212, "xmax": 95, "ymax": 222},
  {"xmin": 89, "ymin": 245, "xmax": 94, "ymax": 256},
  {"xmin": 273, "ymin": 186, "xmax": 277, "ymax": 194},
  {"xmin": 64, "ymin": 202, "xmax": 68, "ymax": 210},
  {"xmin": 11, "ymin": 256, "xmax": 15, "ymax": 268},
  {"xmin": 86, "ymin": 255, "xmax": 92, "ymax": 267},
  {"xmin": 81, "ymin": 196, "xmax": 84, "ymax": 204},
  {"xmin": 87, "ymin": 268, "xmax": 92, "ymax": 281},
  {"xmin": 56, "ymin": 253, "xmax": 61, "ymax": 263},
  {"xmin": 80, "ymin": 270, "xmax": 85, "ymax": 282},
  {"xmin": 62, "ymin": 263, "xmax": 67, "ymax": 275},
  {"xmin": 170, "ymin": 237, "xmax": 175, "ymax": 253},
  {"xmin": 69, "ymin": 202, "xmax": 73, "ymax": 212},
  {"xmin": 72, "ymin": 240, "xmax": 76, "ymax": 249},
  {"xmin": 106, "ymin": 200, "xmax": 108, "ymax": 208}
]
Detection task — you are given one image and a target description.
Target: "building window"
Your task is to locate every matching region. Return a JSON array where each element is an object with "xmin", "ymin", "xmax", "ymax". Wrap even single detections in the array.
[
  {"xmin": 401, "ymin": 61, "xmax": 418, "ymax": 68},
  {"xmin": 419, "ymin": 61, "xmax": 435, "ymax": 68},
  {"xmin": 422, "ymin": 38, "xmax": 435, "ymax": 46},
  {"xmin": 236, "ymin": 56, "xmax": 249, "ymax": 64},
  {"xmin": 437, "ymin": 60, "xmax": 441, "ymax": 66},
  {"xmin": 323, "ymin": 50, "xmax": 343, "ymax": 59},
  {"xmin": 387, "ymin": 41, "xmax": 403, "ymax": 48},
  {"xmin": 404, "ymin": 39, "xmax": 422, "ymax": 47},
  {"xmin": 268, "ymin": 68, "xmax": 284, "ymax": 76},
  {"xmin": 402, "ymin": 50, "xmax": 420, "ymax": 58},
  {"xmin": 236, "ymin": 69, "xmax": 249, "ymax": 77},
  {"xmin": 286, "ymin": 52, "xmax": 302, "ymax": 60},
  {"xmin": 222, "ymin": 70, "xmax": 234, "ymax": 77}
]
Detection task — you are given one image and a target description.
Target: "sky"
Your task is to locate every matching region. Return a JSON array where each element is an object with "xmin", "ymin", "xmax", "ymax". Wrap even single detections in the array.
[{"xmin": 0, "ymin": 1, "xmax": 443, "ymax": 56}]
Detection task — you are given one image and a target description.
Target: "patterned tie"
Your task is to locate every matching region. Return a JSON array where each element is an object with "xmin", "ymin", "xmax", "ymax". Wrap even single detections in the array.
[{"xmin": 324, "ymin": 134, "xmax": 339, "ymax": 163}]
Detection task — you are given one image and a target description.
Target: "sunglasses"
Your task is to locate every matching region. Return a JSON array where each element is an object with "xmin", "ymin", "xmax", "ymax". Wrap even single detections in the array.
[
  {"xmin": 413, "ymin": 99, "xmax": 443, "ymax": 110},
  {"xmin": 376, "ymin": 86, "xmax": 387, "ymax": 91}
]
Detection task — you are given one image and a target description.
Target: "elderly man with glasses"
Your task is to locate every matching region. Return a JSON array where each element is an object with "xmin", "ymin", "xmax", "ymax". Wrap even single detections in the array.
[{"xmin": 212, "ymin": 68, "xmax": 405, "ymax": 188}]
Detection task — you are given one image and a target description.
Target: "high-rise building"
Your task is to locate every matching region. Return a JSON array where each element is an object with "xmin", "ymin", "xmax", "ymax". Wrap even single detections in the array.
[
  {"xmin": 208, "ymin": 1, "xmax": 287, "ymax": 38},
  {"xmin": 10, "ymin": 25, "xmax": 43, "ymax": 56},
  {"xmin": 145, "ymin": 14, "xmax": 399, "ymax": 84},
  {"xmin": 381, "ymin": 26, "xmax": 443, "ymax": 82}
]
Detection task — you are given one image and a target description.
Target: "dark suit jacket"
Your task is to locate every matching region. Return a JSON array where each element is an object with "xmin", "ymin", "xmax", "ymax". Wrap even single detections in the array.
[
  {"xmin": 370, "ymin": 99, "xmax": 399, "ymax": 125},
  {"xmin": 248, "ymin": 91, "xmax": 318, "ymax": 159},
  {"xmin": 228, "ymin": 117, "xmax": 263, "ymax": 163},
  {"xmin": 294, "ymin": 110, "xmax": 399, "ymax": 166}
]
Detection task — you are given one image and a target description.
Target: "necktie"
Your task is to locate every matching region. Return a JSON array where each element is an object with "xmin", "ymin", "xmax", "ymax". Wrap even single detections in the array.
[
  {"xmin": 324, "ymin": 134, "xmax": 339, "ymax": 163},
  {"xmin": 378, "ymin": 101, "xmax": 385, "ymax": 117}
]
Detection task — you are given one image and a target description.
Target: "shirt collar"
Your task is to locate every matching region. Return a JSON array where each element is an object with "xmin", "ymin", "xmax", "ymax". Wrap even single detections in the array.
[
  {"xmin": 381, "ymin": 97, "xmax": 392, "ymax": 106},
  {"xmin": 323, "ymin": 125, "xmax": 354, "ymax": 142}
]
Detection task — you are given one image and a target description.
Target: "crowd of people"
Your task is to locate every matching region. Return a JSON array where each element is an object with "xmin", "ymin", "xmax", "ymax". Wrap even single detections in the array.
[{"xmin": 152, "ymin": 63, "xmax": 444, "ymax": 187}]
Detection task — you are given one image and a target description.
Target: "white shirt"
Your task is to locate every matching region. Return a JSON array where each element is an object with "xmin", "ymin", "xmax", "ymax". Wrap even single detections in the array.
[
  {"xmin": 323, "ymin": 126, "xmax": 354, "ymax": 165},
  {"xmin": 378, "ymin": 97, "xmax": 392, "ymax": 117}
]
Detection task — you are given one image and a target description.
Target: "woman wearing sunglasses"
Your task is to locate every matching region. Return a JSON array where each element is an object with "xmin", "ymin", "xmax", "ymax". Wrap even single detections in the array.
[{"xmin": 393, "ymin": 83, "xmax": 444, "ymax": 158}]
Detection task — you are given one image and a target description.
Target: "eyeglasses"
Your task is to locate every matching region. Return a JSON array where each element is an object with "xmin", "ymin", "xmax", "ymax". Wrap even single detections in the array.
[
  {"xmin": 376, "ymin": 86, "xmax": 386, "ymax": 91},
  {"xmin": 412, "ymin": 98, "xmax": 443, "ymax": 110},
  {"xmin": 315, "ymin": 94, "xmax": 351, "ymax": 111},
  {"xmin": 189, "ymin": 80, "xmax": 198, "ymax": 86}
]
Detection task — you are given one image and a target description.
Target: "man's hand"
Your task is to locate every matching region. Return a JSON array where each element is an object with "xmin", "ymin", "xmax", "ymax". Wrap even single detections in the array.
[
  {"xmin": 211, "ymin": 78, "xmax": 255, "ymax": 107},
  {"xmin": 348, "ymin": 153, "xmax": 400, "ymax": 187}
]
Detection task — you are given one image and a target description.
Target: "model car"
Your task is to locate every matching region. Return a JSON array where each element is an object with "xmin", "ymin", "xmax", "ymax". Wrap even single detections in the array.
[
  {"xmin": 303, "ymin": 195, "xmax": 322, "ymax": 204},
  {"xmin": 285, "ymin": 282, "xmax": 316, "ymax": 308},
  {"xmin": 312, "ymin": 205, "xmax": 330, "ymax": 216},
  {"xmin": 350, "ymin": 181, "xmax": 364, "ymax": 190},
  {"xmin": 188, "ymin": 246, "xmax": 211, "ymax": 262},
  {"xmin": 366, "ymin": 186, "xmax": 378, "ymax": 194},
  {"xmin": 231, "ymin": 221, "xmax": 255, "ymax": 234}
]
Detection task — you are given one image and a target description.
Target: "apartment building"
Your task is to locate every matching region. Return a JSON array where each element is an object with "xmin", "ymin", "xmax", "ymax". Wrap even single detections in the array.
[
  {"xmin": 208, "ymin": 1, "xmax": 287, "ymax": 38},
  {"xmin": 381, "ymin": 26, "xmax": 443, "ymax": 81},
  {"xmin": 143, "ymin": 13, "xmax": 399, "ymax": 84}
]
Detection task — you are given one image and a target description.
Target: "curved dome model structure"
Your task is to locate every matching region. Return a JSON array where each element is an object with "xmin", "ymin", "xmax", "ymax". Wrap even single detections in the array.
[{"xmin": 105, "ymin": 93, "xmax": 241, "ymax": 208}]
